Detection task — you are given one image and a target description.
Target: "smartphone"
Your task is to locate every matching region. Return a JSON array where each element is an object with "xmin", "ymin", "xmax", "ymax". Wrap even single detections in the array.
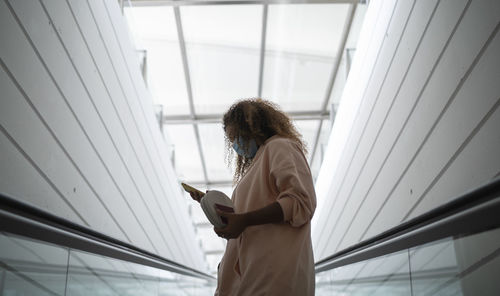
[{"xmin": 181, "ymin": 182, "xmax": 205, "ymax": 196}]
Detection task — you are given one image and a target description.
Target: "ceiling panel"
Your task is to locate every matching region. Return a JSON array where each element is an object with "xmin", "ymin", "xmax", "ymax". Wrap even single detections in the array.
[
  {"xmin": 198, "ymin": 123, "xmax": 234, "ymax": 182},
  {"xmin": 188, "ymin": 198, "xmax": 209, "ymax": 224},
  {"xmin": 328, "ymin": 4, "xmax": 367, "ymax": 109},
  {"xmin": 163, "ymin": 124, "xmax": 205, "ymax": 181},
  {"xmin": 144, "ymin": 40, "xmax": 191, "ymax": 115},
  {"xmin": 262, "ymin": 4, "xmax": 350, "ymax": 112},
  {"xmin": 197, "ymin": 227, "xmax": 225, "ymax": 251},
  {"xmin": 181, "ymin": 5, "xmax": 263, "ymax": 114},
  {"xmin": 262, "ymin": 55, "xmax": 333, "ymax": 111},
  {"xmin": 266, "ymin": 4, "xmax": 350, "ymax": 56},
  {"xmin": 124, "ymin": 7, "xmax": 191, "ymax": 115},
  {"xmin": 124, "ymin": 6, "xmax": 177, "ymax": 41},
  {"xmin": 295, "ymin": 120, "xmax": 321, "ymax": 153},
  {"xmin": 311, "ymin": 119, "xmax": 332, "ymax": 180}
]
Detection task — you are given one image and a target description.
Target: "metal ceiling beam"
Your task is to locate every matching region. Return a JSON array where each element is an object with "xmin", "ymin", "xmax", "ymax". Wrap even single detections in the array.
[
  {"xmin": 162, "ymin": 110, "xmax": 330, "ymax": 124},
  {"xmin": 174, "ymin": 7, "xmax": 209, "ymax": 185},
  {"xmin": 131, "ymin": 39, "xmax": 336, "ymax": 63},
  {"xmin": 309, "ymin": 3, "xmax": 357, "ymax": 164},
  {"xmin": 258, "ymin": 4, "xmax": 268, "ymax": 97},
  {"xmin": 126, "ymin": 0, "xmax": 357, "ymax": 7}
]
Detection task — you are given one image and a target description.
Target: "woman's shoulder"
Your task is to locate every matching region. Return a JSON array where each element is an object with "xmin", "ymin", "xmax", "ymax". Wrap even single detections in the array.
[
  {"xmin": 261, "ymin": 136, "xmax": 308, "ymax": 169},
  {"xmin": 264, "ymin": 136, "xmax": 301, "ymax": 151}
]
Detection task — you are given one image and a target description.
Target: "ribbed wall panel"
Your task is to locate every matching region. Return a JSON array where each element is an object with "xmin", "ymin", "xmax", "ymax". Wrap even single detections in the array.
[
  {"xmin": 0, "ymin": 0, "xmax": 206, "ymax": 271},
  {"xmin": 313, "ymin": 0, "xmax": 500, "ymax": 261}
]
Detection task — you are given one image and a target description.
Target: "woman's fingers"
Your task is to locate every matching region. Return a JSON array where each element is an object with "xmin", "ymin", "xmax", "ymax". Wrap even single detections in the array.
[
  {"xmin": 215, "ymin": 209, "xmax": 226, "ymax": 217},
  {"xmin": 214, "ymin": 226, "xmax": 229, "ymax": 240},
  {"xmin": 189, "ymin": 191, "xmax": 202, "ymax": 202}
]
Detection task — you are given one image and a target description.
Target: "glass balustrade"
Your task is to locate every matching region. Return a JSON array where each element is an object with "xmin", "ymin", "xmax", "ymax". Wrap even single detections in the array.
[
  {"xmin": 0, "ymin": 232, "xmax": 216, "ymax": 296},
  {"xmin": 315, "ymin": 227, "xmax": 500, "ymax": 296}
]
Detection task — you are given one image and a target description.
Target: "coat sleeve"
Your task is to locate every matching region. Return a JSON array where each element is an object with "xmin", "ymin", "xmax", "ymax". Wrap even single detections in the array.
[{"xmin": 268, "ymin": 139, "xmax": 317, "ymax": 227}]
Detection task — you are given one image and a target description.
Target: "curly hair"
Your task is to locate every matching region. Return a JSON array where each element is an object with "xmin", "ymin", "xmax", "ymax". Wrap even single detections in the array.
[{"xmin": 223, "ymin": 98, "xmax": 307, "ymax": 184}]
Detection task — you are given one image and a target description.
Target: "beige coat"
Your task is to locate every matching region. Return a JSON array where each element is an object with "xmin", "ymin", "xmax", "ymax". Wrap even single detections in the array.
[{"xmin": 215, "ymin": 136, "xmax": 317, "ymax": 296}]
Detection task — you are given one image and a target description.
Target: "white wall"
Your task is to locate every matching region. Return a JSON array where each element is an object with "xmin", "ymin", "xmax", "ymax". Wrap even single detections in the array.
[
  {"xmin": 313, "ymin": 0, "xmax": 500, "ymax": 261},
  {"xmin": 0, "ymin": 0, "xmax": 206, "ymax": 272}
]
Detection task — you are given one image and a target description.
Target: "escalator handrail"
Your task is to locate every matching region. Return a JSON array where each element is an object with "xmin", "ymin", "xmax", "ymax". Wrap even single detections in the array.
[
  {"xmin": 315, "ymin": 176, "xmax": 500, "ymax": 273},
  {"xmin": 0, "ymin": 192, "xmax": 215, "ymax": 280}
]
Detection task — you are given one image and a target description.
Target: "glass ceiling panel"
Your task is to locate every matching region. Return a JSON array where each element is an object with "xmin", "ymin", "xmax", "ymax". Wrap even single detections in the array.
[
  {"xmin": 311, "ymin": 119, "xmax": 332, "ymax": 180},
  {"xmin": 198, "ymin": 123, "xmax": 234, "ymax": 182},
  {"xmin": 205, "ymin": 253, "xmax": 224, "ymax": 276},
  {"xmin": 189, "ymin": 200, "xmax": 227, "ymax": 275},
  {"xmin": 189, "ymin": 200, "xmax": 211, "ymax": 225},
  {"xmin": 328, "ymin": 51, "xmax": 348, "ymax": 110},
  {"xmin": 181, "ymin": 5, "xmax": 262, "ymax": 114},
  {"xmin": 262, "ymin": 4, "xmax": 350, "ymax": 112},
  {"xmin": 124, "ymin": 6, "xmax": 191, "ymax": 115},
  {"xmin": 345, "ymin": 4, "xmax": 368, "ymax": 50},
  {"xmin": 266, "ymin": 4, "xmax": 350, "ymax": 56},
  {"xmin": 197, "ymin": 228, "xmax": 225, "ymax": 252},
  {"xmin": 328, "ymin": 5, "xmax": 367, "ymax": 109},
  {"xmin": 295, "ymin": 120, "xmax": 321, "ymax": 156},
  {"xmin": 163, "ymin": 124, "xmax": 205, "ymax": 181},
  {"xmin": 262, "ymin": 54, "xmax": 333, "ymax": 112}
]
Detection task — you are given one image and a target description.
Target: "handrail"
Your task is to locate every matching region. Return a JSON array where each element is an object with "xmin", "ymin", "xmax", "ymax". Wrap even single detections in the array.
[
  {"xmin": 315, "ymin": 176, "xmax": 500, "ymax": 273},
  {"xmin": 0, "ymin": 193, "xmax": 215, "ymax": 280}
]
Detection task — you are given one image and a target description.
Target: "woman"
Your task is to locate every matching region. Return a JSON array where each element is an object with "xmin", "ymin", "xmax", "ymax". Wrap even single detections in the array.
[{"xmin": 191, "ymin": 99, "xmax": 316, "ymax": 296}]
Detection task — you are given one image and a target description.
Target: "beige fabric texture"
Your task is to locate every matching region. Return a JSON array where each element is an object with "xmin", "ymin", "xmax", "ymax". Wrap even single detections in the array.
[{"xmin": 215, "ymin": 136, "xmax": 317, "ymax": 296}]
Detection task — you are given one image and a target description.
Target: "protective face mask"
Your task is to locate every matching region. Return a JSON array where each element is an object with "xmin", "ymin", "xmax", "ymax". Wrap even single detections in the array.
[{"xmin": 232, "ymin": 136, "xmax": 258, "ymax": 158}]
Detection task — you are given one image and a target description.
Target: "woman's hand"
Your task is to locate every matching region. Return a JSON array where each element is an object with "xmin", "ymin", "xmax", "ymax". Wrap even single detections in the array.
[
  {"xmin": 213, "ymin": 202, "xmax": 284, "ymax": 239},
  {"xmin": 214, "ymin": 209, "xmax": 248, "ymax": 240},
  {"xmin": 189, "ymin": 190, "xmax": 205, "ymax": 203}
]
